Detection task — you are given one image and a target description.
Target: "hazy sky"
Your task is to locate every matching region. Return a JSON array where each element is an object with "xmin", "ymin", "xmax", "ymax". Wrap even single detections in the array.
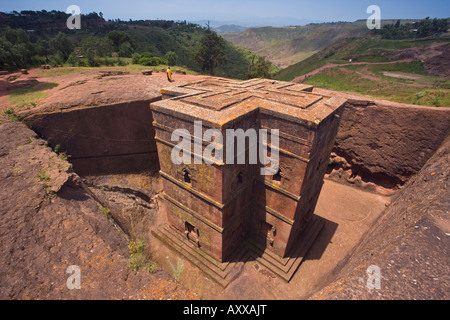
[{"xmin": 1, "ymin": 0, "xmax": 449, "ymax": 25}]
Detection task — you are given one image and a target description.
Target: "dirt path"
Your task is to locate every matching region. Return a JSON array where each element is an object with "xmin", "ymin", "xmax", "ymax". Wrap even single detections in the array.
[{"xmin": 292, "ymin": 59, "xmax": 414, "ymax": 83}]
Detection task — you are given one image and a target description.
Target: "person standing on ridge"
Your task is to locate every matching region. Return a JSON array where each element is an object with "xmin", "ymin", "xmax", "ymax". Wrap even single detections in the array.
[{"xmin": 167, "ymin": 66, "xmax": 173, "ymax": 82}]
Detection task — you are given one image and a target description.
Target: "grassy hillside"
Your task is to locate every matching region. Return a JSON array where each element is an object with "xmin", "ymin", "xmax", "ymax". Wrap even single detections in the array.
[
  {"xmin": 223, "ymin": 21, "xmax": 370, "ymax": 68},
  {"xmin": 274, "ymin": 35, "xmax": 450, "ymax": 80},
  {"xmin": 274, "ymin": 34, "xmax": 450, "ymax": 107}
]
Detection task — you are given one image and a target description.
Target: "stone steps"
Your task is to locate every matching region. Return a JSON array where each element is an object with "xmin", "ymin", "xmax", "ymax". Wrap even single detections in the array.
[
  {"xmin": 152, "ymin": 225, "xmax": 247, "ymax": 288},
  {"xmin": 247, "ymin": 215, "xmax": 325, "ymax": 282},
  {"xmin": 151, "ymin": 215, "xmax": 324, "ymax": 287}
]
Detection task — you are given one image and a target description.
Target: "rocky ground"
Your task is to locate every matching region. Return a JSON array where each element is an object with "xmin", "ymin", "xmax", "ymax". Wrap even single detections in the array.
[
  {"xmin": 0, "ymin": 119, "xmax": 198, "ymax": 300},
  {"xmin": 0, "ymin": 67, "xmax": 208, "ymax": 115}
]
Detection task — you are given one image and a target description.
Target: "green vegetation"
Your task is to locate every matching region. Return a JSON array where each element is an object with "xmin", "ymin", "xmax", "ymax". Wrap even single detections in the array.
[
  {"xmin": 53, "ymin": 144, "xmax": 61, "ymax": 154},
  {"xmin": 0, "ymin": 28, "xmax": 75, "ymax": 69},
  {"xmin": 194, "ymin": 27, "xmax": 227, "ymax": 75},
  {"xmin": 247, "ymin": 55, "xmax": 272, "ymax": 79},
  {"xmin": 37, "ymin": 168, "xmax": 51, "ymax": 183},
  {"xmin": 273, "ymin": 30, "xmax": 450, "ymax": 107},
  {"xmin": 2, "ymin": 107, "xmax": 20, "ymax": 122},
  {"xmin": 302, "ymin": 65, "xmax": 449, "ymax": 107},
  {"xmin": 53, "ymin": 144, "xmax": 69, "ymax": 161},
  {"xmin": 165, "ymin": 51, "xmax": 178, "ymax": 66},
  {"xmin": 1, "ymin": 10, "xmax": 276, "ymax": 79},
  {"xmin": 138, "ymin": 52, "xmax": 167, "ymax": 66},
  {"xmin": 8, "ymin": 81, "xmax": 58, "ymax": 107},
  {"xmin": 106, "ymin": 30, "xmax": 136, "ymax": 52},
  {"xmin": 35, "ymin": 67, "xmax": 96, "ymax": 77},
  {"xmin": 366, "ymin": 60, "xmax": 428, "ymax": 75},
  {"xmin": 374, "ymin": 18, "xmax": 448, "ymax": 39},
  {"xmin": 100, "ymin": 206, "xmax": 110, "ymax": 218},
  {"xmin": 0, "ymin": 28, "xmax": 40, "ymax": 69},
  {"xmin": 166, "ymin": 256, "xmax": 184, "ymax": 282},
  {"xmin": 406, "ymin": 89, "xmax": 450, "ymax": 107},
  {"xmin": 128, "ymin": 239, "xmax": 157, "ymax": 272},
  {"xmin": 274, "ymin": 36, "xmax": 445, "ymax": 81},
  {"xmin": 37, "ymin": 168, "xmax": 56, "ymax": 197},
  {"xmin": 50, "ymin": 32, "xmax": 74, "ymax": 61}
]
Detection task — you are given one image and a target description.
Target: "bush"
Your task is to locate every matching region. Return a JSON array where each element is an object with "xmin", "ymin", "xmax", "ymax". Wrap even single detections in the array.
[
  {"xmin": 128, "ymin": 239, "xmax": 157, "ymax": 272},
  {"xmin": 66, "ymin": 52, "xmax": 79, "ymax": 67},
  {"xmin": 140, "ymin": 51, "xmax": 153, "ymax": 59},
  {"xmin": 107, "ymin": 30, "xmax": 136, "ymax": 52},
  {"xmin": 139, "ymin": 56, "xmax": 167, "ymax": 66},
  {"xmin": 118, "ymin": 42, "xmax": 134, "ymax": 58},
  {"xmin": 116, "ymin": 57, "xmax": 128, "ymax": 66},
  {"xmin": 50, "ymin": 32, "xmax": 73, "ymax": 61},
  {"xmin": 103, "ymin": 58, "xmax": 115, "ymax": 66},
  {"xmin": 131, "ymin": 52, "xmax": 141, "ymax": 64},
  {"xmin": 165, "ymin": 51, "xmax": 178, "ymax": 66},
  {"xmin": 86, "ymin": 52, "xmax": 99, "ymax": 67},
  {"xmin": 49, "ymin": 54, "xmax": 64, "ymax": 67},
  {"xmin": 128, "ymin": 240, "xmax": 145, "ymax": 254},
  {"xmin": 247, "ymin": 55, "xmax": 271, "ymax": 79},
  {"xmin": 77, "ymin": 59, "xmax": 87, "ymax": 67}
]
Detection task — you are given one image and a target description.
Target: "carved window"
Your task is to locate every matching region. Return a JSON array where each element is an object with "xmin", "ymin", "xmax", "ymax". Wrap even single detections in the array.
[
  {"xmin": 272, "ymin": 167, "xmax": 282, "ymax": 182},
  {"xmin": 182, "ymin": 169, "xmax": 192, "ymax": 184},
  {"xmin": 184, "ymin": 221, "xmax": 200, "ymax": 247},
  {"xmin": 259, "ymin": 221, "xmax": 276, "ymax": 246},
  {"xmin": 237, "ymin": 171, "xmax": 243, "ymax": 184}
]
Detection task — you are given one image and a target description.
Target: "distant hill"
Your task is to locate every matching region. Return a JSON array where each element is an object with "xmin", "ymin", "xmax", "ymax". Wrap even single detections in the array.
[
  {"xmin": 223, "ymin": 21, "xmax": 371, "ymax": 68},
  {"xmin": 213, "ymin": 25, "xmax": 248, "ymax": 34},
  {"xmin": 273, "ymin": 34, "xmax": 450, "ymax": 107},
  {"xmin": 274, "ymin": 18, "xmax": 450, "ymax": 81}
]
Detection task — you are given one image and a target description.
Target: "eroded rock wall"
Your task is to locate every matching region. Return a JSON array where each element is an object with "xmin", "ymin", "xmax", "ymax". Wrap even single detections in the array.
[
  {"xmin": 313, "ymin": 134, "xmax": 450, "ymax": 300},
  {"xmin": 327, "ymin": 98, "xmax": 450, "ymax": 192}
]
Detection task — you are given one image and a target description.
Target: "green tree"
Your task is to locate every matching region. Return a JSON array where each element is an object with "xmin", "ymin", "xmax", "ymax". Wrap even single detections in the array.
[
  {"xmin": 165, "ymin": 51, "xmax": 178, "ymax": 66},
  {"xmin": 247, "ymin": 55, "xmax": 272, "ymax": 79},
  {"xmin": 131, "ymin": 52, "xmax": 141, "ymax": 64},
  {"xmin": 0, "ymin": 28, "xmax": 36, "ymax": 69},
  {"xmin": 86, "ymin": 50, "xmax": 99, "ymax": 67},
  {"xmin": 36, "ymin": 39, "xmax": 51, "ymax": 62},
  {"xmin": 106, "ymin": 30, "xmax": 136, "ymax": 52},
  {"xmin": 118, "ymin": 42, "xmax": 134, "ymax": 58},
  {"xmin": 66, "ymin": 52, "xmax": 79, "ymax": 66},
  {"xmin": 80, "ymin": 36, "xmax": 113, "ymax": 57},
  {"xmin": 194, "ymin": 27, "xmax": 226, "ymax": 75},
  {"xmin": 50, "ymin": 32, "xmax": 73, "ymax": 61}
]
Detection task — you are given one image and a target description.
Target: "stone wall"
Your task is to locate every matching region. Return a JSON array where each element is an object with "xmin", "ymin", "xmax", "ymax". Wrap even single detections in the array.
[{"xmin": 22, "ymin": 99, "xmax": 160, "ymax": 176}]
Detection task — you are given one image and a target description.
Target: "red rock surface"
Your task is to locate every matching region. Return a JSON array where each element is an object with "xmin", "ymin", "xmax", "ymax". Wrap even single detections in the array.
[
  {"xmin": 0, "ymin": 120, "xmax": 198, "ymax": 300},
  {"xmin": 313, "ymin": 135, "xmax": 450, "ymax": 300}
]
